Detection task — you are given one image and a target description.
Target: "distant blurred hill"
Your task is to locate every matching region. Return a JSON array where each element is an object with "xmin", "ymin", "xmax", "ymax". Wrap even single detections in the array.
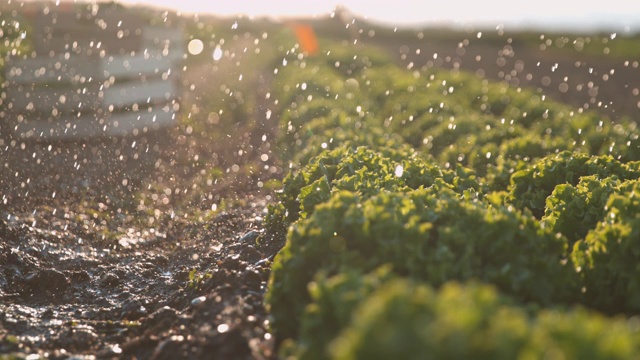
[{"xmin": 3, "ymin": 1, "xmax": 639, "ymax": 122}]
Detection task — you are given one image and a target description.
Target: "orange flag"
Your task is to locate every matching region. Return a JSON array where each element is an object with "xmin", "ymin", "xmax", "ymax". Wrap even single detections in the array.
[{"xmin": 290, "ymin": 23, "xmax": 319, "ymax": 56}]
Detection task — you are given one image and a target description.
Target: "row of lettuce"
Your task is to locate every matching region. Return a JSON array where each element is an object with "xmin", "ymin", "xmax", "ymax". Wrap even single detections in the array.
[{"xmin": 263, "ymin": 40, "xmax": 640, "ymax": 359}]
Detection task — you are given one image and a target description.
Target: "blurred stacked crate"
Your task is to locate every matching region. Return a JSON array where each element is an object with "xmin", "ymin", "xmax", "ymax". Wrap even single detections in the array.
[{"xmin": 4, "ymin": 3, "xmax": 184, "ymax": 139}]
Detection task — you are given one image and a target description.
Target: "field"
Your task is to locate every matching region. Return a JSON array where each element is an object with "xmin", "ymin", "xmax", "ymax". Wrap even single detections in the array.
[{"xmin": 2, "ymin": 4, "xmax": 640, "ymax": 359}]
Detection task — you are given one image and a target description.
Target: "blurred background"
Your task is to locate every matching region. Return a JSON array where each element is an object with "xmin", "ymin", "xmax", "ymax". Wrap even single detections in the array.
[{"xmin": 110, "ymin": 0, "xmax": 639, "ymax": 31}]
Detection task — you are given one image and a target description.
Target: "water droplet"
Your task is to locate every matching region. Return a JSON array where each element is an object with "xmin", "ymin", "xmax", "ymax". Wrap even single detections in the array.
[
  {"xmin": 188, "ymin": 39, "xmax": 204, "ymax": 55},
  {"xmin": 394, "ymin": 165, "xmax": 404, "ymax": 177},
  {"xmin": 217, "ymin": 324, "xmax": 229, "ymax": 333},
  {"xmin": 213, "ymin": 46, "xmax": 223, "ymax": 61},
  {"xmin": 191, "ymin": 296, "xmax": 206, "ymax": 306}
]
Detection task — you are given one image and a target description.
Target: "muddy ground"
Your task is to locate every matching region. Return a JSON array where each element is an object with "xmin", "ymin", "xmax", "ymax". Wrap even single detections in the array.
[
  {"xmin": 0, "ymin": 30, "xmax": 283, "ymax": 359},
  {"xmin": 1, "ymin": 17, "xmax": 638, "ymax": 360}
]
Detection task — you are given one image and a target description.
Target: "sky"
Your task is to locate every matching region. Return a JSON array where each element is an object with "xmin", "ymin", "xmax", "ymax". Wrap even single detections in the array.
[
  {"xmin": 114, "ymin": 0, "xmax": 640, "ymax": 32},
  {"xmin": 12, "ymin": 0, "xmax": 640, "ymax": 32}
]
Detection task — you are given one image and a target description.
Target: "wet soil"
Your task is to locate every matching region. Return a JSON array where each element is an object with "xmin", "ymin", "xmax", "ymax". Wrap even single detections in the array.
[
  {"xmin": 0, "ymin": 197, "xmax": 281, "ymax": 359},
  {"xmin": 1, "ymin": 31, "xmax": 282, "ymax": 359}
]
